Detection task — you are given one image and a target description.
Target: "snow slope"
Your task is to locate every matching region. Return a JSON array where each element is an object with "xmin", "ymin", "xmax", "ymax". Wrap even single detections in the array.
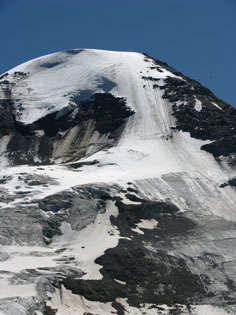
[{"xmin": 8, "ymin": 49, "xmax": 176, "ymax": 125}]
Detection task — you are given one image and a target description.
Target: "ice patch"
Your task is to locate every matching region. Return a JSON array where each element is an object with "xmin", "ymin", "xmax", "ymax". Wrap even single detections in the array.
[
  {"xmin": 131, "ymin": 219, "xmax": 158, "ymax": 235},
  {"xmin": 194, "ymin": 98, "xmax": 202, "ymax": 111},
  {"xmin": 137, "ymin": 218, "xmax": 158, "ymax": 229}
]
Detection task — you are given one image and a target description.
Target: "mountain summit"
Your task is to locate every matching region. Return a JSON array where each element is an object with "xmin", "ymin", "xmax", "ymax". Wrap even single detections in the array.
[{"xmin": 0, "ymin": 49, "xmax": 236, "ymax": 315}]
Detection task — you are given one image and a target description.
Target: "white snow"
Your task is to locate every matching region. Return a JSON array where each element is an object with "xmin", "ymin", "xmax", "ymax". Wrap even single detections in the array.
[
  {"xmin": 0, "ymin": 244, "xmax": 59, "ymax": 273},
  {"xmin": 194, "ymin": 98, "xmax": 202, "ymax": 111},
  {"xmin": 4, "ymin": 49, "xmax": 178, "ymax": 124},
  {"xmin": 192, "ymin": 305, "xmax": 229, "ymax": 315},
  {"xmin": 137, "ymin": 218, "xmax": 158, "ymax": 229},
  {"xmin": 114, "ymin": 279, "xmax": 126, "ymax": 285},
  {"xmin": 132, "ymin": 219, "xmax": 158, "ymax": 235},
  {"xmin": 53, "ymin": 200, "xmax": 120, "ymax": 279},
  {"xmin": 0, "ymin": 135, "xmax": 11, "ymax": 170},
  {"xmin": 212, "ymin": 102, "xmax": 223, "ymax": 111},
  {"xmin": 0, "ymin": 278, "xmax": 36, "ymax": 299}
]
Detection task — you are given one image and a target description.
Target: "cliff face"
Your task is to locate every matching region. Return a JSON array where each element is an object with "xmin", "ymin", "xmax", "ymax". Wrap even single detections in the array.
[{"xmin": 0, "ymin": 49, "xmax": 236, "ymax": 315}]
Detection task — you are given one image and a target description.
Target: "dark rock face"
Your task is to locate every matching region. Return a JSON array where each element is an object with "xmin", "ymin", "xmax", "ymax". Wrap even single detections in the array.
[
  {"xmin": 78, "ymin": 93, "xmax": 135, "ymax": 134},
  {"xmin": 39, "ymin": 184, "xmax": 113, "ymax": 235},
  {"xmin": 220, "ymin": 177, "xmax": 236, "ymax": 188},
  {"xmin": 0, "ymin": 99, "xmax": 15, "ymax": 136},
  {"xmin": 0, "ymin": 88, "xmax": 134, "ymax": 165},
  {"xmin": 0, "ymin": 174, "xmax": 61, "ymax": 245},
  {"xmin": 62, "ymin": 198, "xmax": 203, "ymax": 310},
  {"xmin": 229, "ymin": 178, "xmax": 236, "ymax": 187},
  {"xmin": 0, "ymin": 65, "xmax": 134, "ymax": 166},
  {"xmin": 24, "ymin": 92, "xmax": 133, "ymax": 138},
  {"xmin": 201, "ymin": 136, "xmax": 236, "ymax": 161},
  {"xmin": 0, "ymin": 203, "xmax": 61, "ymax": 246},
  {"xmin": 0, "ymin": 182, "xmax": 113, "ymax": 246},
  {"xmin": 143, "ymin": 54, "xmax": 236, "ymax": 165},
  {"xmin": 14, "ymin": 108, "xmax": 75, "ymax": 137},
  {"xmin": 58, "ymin": 188, "xmax": 236, "ymax": 314}
]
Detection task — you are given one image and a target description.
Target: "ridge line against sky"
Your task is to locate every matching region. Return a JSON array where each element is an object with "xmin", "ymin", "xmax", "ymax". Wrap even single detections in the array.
[{"xmin": 0, "ymin": 0, "xmax": 235, "ymax": 107}]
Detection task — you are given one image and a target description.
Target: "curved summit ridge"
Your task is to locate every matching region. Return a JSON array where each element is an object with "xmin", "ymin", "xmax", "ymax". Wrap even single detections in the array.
[{"xmin": 0, "ymin": 49, "xmax": 236, "ymax": 314}]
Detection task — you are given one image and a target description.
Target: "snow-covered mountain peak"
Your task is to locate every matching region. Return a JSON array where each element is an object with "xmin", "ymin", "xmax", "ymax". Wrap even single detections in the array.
[
  {"xmin": 4, "ymin": 48, "xmax": 177, "ymax": 125},
  {"xmin": 1, "ymin": 49, "xmax": 236, "ymax": 315}
]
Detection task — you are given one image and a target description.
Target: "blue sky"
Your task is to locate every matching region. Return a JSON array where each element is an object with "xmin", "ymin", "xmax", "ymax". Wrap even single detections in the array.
[{"xmin": 0, "ymin": 0, "xmax": 235, "ymax": 106}]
